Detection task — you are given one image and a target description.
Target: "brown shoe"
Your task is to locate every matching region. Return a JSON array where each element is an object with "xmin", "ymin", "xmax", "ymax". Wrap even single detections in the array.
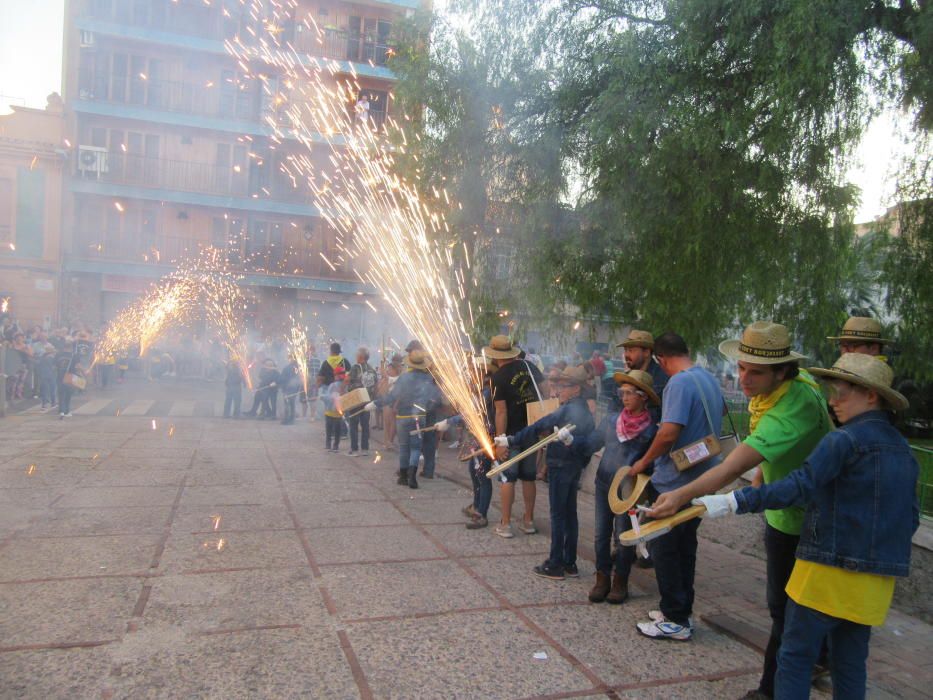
[
  {"xmin": 588, "ymin": 572, "xmax": 611, "ymax": 603},
  {"xmin": 606, "ymin": 574, "xmax": 629, "ymax": 604}
]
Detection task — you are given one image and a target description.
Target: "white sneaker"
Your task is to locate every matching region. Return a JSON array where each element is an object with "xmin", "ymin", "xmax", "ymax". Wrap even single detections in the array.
[
  {"xmin": 518, "ymin": 520, "xmax": 537, "ymax": 535},
  {"xmin": 648, "ymin": 610, "xmax": 694, "ymax": 630},
  {"xmin": 448, "ymin": 441, "xmax": 460, "ymax": 449},
  {"xmin": 636, "ymin": 618, "xmax": 692, "ymax": 641},
  {"xmin": 495, "ymin": 524, "xmax": 514, "ymax": 539}
]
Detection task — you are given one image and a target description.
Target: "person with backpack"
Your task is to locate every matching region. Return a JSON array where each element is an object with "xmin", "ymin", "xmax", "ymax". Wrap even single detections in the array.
[{"xmin": 347, "ymin": 346, "xmax": 377, "ymax": 456}]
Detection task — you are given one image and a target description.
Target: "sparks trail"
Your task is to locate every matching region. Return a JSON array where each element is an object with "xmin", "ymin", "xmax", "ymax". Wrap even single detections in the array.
[
  {"xmin": 227, "ymin": 5, "xmax": 493, "ymax": 457},
  {"xmin": 287, "ymin": 316, "xmax": 311, "ymax": 396}
]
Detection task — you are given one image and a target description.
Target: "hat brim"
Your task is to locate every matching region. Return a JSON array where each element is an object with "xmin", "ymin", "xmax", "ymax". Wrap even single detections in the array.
[
  {"xmin": 809, "ymin": 367, "xmax": 909, "ymax": 411},
  {"xmin": 826, "ymin": 335, "xmax": 893, "ymax": 344},
  {"xmin": 612, "ymin": 371, "xmax": 660, "ymax": 405},
  {"xmin": 482, "ymin": 346, "xmax": 520, "ymax": 360},
  {"xmin": 616, "ymin": 341, "xmax": 653, "ymax": 349},
  {"xmin": 405, "ymin": 360, "xmax": 432, "ymax": 370},
  {"xmin": 719, "ymin": 340, "xmax": 806, "ymax": 365}
]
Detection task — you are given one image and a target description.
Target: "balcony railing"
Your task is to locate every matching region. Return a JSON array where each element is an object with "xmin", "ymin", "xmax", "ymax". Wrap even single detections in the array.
[
  {"xmin": 74, "ymin": 151, "xmax": 312, "ymax": 204},
  {"xmin": 83, "ymin": 3, "xmax": 397, "ymax": 68},
  {"xmin": 71, "ymin": 231, "xmax": 353, "ymax": 280}
]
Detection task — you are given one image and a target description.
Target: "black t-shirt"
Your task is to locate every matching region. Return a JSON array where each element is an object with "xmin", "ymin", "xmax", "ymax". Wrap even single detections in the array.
[{"xmin": 491, "ymin": 360, "xmax": 545, "ymax": 434}]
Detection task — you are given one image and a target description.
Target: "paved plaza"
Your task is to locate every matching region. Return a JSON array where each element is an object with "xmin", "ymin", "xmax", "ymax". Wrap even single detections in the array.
[{"xmin": 1, "ymin": 381, "xmax": 931, "ymax": 699}]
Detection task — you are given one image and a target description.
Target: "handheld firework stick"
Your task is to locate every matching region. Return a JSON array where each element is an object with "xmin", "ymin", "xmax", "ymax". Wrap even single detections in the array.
[
  {"xmin": 618, "ymin": 504, "xmax": 707, "ymax": 546},
  {"xmin": 344, "ymin": 404, "xmax": 371, "ymax": 419},
  {"xmin": 459, "ymin": 447, "xmax": 487, "ymax": 462},
  {"xmin": 409, "ymin": 425, "xmax": 439, "ymax": 436},
  {"xmin": 486, "ymin": 425, "xmax": 576, "ymax": 479},
  {"xmin": 608, "ymin": 466, "xmax": 652, "ymax": 515}
]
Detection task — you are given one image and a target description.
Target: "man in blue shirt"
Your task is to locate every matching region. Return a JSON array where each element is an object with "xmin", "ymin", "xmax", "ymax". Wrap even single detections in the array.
[{"xmin": 629, "ymin": 332, "xmax": 724, "ymax": 641}]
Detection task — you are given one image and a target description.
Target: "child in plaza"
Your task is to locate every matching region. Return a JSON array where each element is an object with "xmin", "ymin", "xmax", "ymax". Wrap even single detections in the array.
[
  {"xmin": 689, "ymin": 353, "xmax": 920, "ymax": 698},
  {"xmin": 323, "ymin": 365, "xmax": 347, "ymax": 452},
  {"xmin": 496, "ymin": 365, "xmax": 595, "ymax": 580}
]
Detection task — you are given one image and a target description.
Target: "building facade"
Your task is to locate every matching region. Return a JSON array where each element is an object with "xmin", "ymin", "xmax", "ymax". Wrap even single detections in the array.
[
  {"xmin": 0, "ymin": 97, "xmax": 67, "ymax": 328},
  {"xmin": 60, "ymin": 0, "xmax": 419, "ymax": 341}
]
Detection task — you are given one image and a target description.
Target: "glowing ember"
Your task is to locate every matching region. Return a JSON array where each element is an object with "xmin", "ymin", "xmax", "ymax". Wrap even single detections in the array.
[
  {"xmin": 211, "ymin": 515, "xmax": 222, "ymax": 531},
  {"xmin": 168, "ymin": 424, "xmax": 175, "ymax": 438},
  {"xmin": 26, "ymin": 464, "xmax": 36, "ymax": 476},
  {"xmin": 151, "ymin": 420, "xmax": 157, "ymax": 431}
]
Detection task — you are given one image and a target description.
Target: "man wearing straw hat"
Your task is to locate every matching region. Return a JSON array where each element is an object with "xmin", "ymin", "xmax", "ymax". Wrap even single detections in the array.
[
  {"xmin": 618, "ymin": 329, "xmax": 668, "ymax": 422},
  {"xmin": 485, "ymin": 334, "xmax": 547, "ymax": 539},
  {"xmin": 689, "ymin": 353, "xmax": 919, "ymax": 698},
  {"xmin": 365, "ymin": 349, "xmax": 440, "ymax": 489},
  {"xmin": 495, "ymin": 365, "xmax": 595, "ymax": 579},
  {"xmin": 650, "ymin": 322, "xmax": 831, "ymax": 694},
  {"xmin": 828, "ymin": 316, "xmax": 891, "ymax": 360}
]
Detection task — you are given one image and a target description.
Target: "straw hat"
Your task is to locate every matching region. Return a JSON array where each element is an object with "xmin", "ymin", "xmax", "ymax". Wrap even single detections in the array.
[
  {"xmin": 612, "ymin": 369, "xmax": 660, "ymax": 405},
  {"xmin": 719, "ymin": 322, "xmax": 806, "ymax": 365},
  {"xmin": 617, "ymin": 329, "xmax": 654, "ymax": 349},
  {"xmin": 482, "ymin": 334, "xmax": 520, "ymax": 360},
  {"xmin": 554, "ymin": 366, "xmax": 588, "ymax": 385},
  {"xmin": 405, "ymin": 349, "xmax": 432, "ymax": 370},
  {"xmin": 827, "ymin": 316, "xmax": 892, "ymax": 344},
  {"xmin": 810, "ymin": 353, "xmax": 908, "ymax": 411}
]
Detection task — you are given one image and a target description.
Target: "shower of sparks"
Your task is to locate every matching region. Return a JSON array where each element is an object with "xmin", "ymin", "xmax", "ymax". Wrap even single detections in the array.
[
  {"xmin": 227, "ymin": 10, "xmax": 493, "ymax": 457},
  {"xmin": 1, "ymin": 297, "xmax": 9, "ymax": 314},
  {"xmin": 287, "ymin": 316, "xmax": 310, "ymax": 395}
]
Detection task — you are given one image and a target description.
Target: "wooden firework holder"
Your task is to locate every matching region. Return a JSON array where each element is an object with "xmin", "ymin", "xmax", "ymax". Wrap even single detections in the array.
[
  {"xmin": 607, "ymin": 466, "xmax": 651, "ymax": 515},
  {"xmin": 337, "ymin": 387, "xmax": 370, "ymax": 415},
  {"xmin": 618, "ymin": 504, "xmax": 707, "ymax": 546},
  {"xmin": 486, "ymin": 424, "xmax": 576, "ymax": 479}
]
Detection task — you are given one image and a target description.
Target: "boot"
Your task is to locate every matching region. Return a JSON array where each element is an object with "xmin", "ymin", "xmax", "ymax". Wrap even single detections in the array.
[
  {"xmin": 407, "ymin": 467, "xmax": 419, "ymax": 489},
  {"xmin": 606, "ymin": 574, "xmax": 629, "ymax": 605},
  {"xmin": 397, "ymin": 470, "xmax": 408, "ymax": 485},
  {"xmin": 588, "ymin": 572, "xmax": 611, "ymax": 603}
]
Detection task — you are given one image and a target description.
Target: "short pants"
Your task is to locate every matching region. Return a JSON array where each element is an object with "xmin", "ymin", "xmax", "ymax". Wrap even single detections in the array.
[{"xmin": 499, "ymin": 449, "xmax": 538, "ymax": 484}]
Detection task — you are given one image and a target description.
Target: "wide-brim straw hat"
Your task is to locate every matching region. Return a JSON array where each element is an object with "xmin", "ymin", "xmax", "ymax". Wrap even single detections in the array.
[
  {"xmin": 810, "ymin": 353, "xmax": 908, "ymax": 411},
  {"xmin": 612, "ymin": 369, "xmax": 660, "ymax": 405},
  {"xmin": 827, "ymin": 316, "xmax": 892, "ymax": 344},
  {"xmin": 617, "ymin": 329, "xmax": 654, "ymax": 349},
  {"xmin": 482, "ymin": 334, "xmax": 520, "ymax": 360},
  {"xmin": 720, "ymin": 321, "xmax": 806, "ymax": 365},
  {"xmin": 555, "ymin": 365, "xmax": 588, "ymax": 385},
  {"xmin": 405, "ymin": 349, "xmax": 432, "ymax": 370}
]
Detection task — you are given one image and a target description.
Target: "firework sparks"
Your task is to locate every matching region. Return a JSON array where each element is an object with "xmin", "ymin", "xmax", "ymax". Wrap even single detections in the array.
[
  {"xmin": 26, "ymin": 464, "xmax": 36, "ymax": 476},
  {"xmin": 287, "ymin": 317, "xmax": 310, "ymax": 396},
  {"xmin": 228, "ymin": 15, "xmax": 493, "ymax": 457}
]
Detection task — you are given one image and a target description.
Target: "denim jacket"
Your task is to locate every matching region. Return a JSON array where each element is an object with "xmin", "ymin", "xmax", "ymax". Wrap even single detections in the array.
[
  {"xmin": 734, "ymin": 411, "xmax": 920, "ymax": 577},
  {"xmin": 509, "ymin": 396, "xmax": 595, "ymax": 471},
  {"xmin": 583, "ymin": 411, "xmax": 658, "ymax": 488},
  {"xmin": 376, "ymin": 368, "xmax": 441, "ymax": 418}
]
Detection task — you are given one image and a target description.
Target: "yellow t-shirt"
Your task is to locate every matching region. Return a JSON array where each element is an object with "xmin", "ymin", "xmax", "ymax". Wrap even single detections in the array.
[{"xmin": 786, "ymin": 560, "xmax": 895, "ymax": 626}]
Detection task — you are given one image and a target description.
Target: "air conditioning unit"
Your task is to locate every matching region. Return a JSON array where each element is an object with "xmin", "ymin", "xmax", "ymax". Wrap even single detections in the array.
[
  {"xmin": 79, "ymin": 30, "xmax": 96, "ymax": 48},
  {"xmin": 77, "ymin": 146, "xmax": 109, "ymax": 176}
]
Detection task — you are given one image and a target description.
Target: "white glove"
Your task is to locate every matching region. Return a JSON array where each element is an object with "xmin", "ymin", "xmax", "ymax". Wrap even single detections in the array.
[
  {"xmin": 363, "ymin": 401, "xmax": 377, "ymax": 412},
  {"xmin": 692, "ymin": 493, "xmax": 739, "ymax": 519},
  {"xmin": 435, "ymin": 419, "xmax": 449, "ymax": 433},
  {"xmin": 555, "ymin": 426, "xmax": 573, "ymax": 446},
  {"xmin": 493, "ymin": 435, "xmax": 510, "ymax": 448}
]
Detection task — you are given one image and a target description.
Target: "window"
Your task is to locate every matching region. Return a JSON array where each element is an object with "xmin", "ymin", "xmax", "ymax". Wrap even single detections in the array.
[{"xmin": 0, "ymin": 178, "xmax": 12, "ymax": 247}]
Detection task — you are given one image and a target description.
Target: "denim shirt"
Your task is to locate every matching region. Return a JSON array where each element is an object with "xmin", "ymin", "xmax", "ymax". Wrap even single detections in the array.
[
  {"xmin": 734, "ymin": 411, "xmax": 920, "ymax": 577},
  {"xmin": 375, "ymin": 369, "xmax": 441, "ymax": 418},
  {"xmin": 583, "ymin": 411, "xmax": 658, "ymax": 488},
  {"xmin": 509, "ymin": 396, "xmax": 595, "ymax": 471}
]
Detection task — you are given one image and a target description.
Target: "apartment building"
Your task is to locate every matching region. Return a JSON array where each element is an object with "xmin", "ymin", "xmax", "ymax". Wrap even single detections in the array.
[{"xmin": 60, "ymin": 0, "xmax": 419, "ymax": 338}]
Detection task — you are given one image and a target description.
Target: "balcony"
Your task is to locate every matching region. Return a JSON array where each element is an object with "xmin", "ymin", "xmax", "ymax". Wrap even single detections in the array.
[
  {"xmin": 74, "ymin": 151, "xmax": 311, "ymax": 204},
  {"xmin": 70, "ymin": 231, "xmax": 353, "ymax": 281},
  {"xmin": 293, "ymin": 27, "xmax": 396, "ymax": 68}
]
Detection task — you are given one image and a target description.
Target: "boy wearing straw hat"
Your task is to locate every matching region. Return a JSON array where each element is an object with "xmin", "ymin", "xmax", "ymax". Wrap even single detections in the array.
[
  {"xmin": 650, "ymin": 322, "xmax": 832, "ymax": 695},
  {"xmin": 495, "ymin": 366, "xmax": 595, "ymax": 580},
  {"xmin": 691, "ymin": 353, "xmax": 919, "ymax": 699},
  {"xmin": 828, "ymin": 316, "xmax": 891, "ymax": 359},
  {"xmin": 484, "ymin": 334, "xmax": 547, "ymax": 538},
  {"xmin": 581, "ymin": 369, "xmax": 660, "ymax": 603}
]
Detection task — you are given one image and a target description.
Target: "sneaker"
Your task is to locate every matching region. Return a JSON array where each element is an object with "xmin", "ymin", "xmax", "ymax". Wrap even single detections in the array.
[
  {"xmin": 448, "ymin": 441, "xmax": 460, "ymax": 449},
  {"xmin": 495, "ymin": 524, "xmax": 514, "ymax": 539},
  {"xmin": 648, "ymin": 610, "xmax": 694, "ymax": 631},
  {"xmin": 564, "ymin": 563, "xmax": 580, "ymax": 578},
  {"xmin": 465, "ymin": 516, "xmax": 488, "ymax": 530},
  {"xmin": 738, "ymin": 691, "xmax": 771, "ymax": 700},
  {"xmin": 636, "ymin": 618, "xmax": 692, "ymax": 641},
  {"xmin": 533, "ymin": 562, "xmax": 565, "ymax": 580},
  {"xmin": 347, "ymin": 450, "xmax": 358, "ymax": 457},
  {"xmin": 63, "ymin": 412, "xmax": 73, "ymax": 418},
  {"xmin": 518, "ymin": 520, "xmax": 537, "ymax": 535},
  {"xmin": 359, "ymin": 451, "xmax": 369, "ymax": 457}
]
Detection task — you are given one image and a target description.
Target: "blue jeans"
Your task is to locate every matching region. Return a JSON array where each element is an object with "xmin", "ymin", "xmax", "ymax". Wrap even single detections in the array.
[
  {"xmin": 648, "ymin": 513, "xmax": 700, "ymax": 627},
  {"xmin": 777, "ymin": 598, "xmax": 870, "ymax": 700},
  {"xmin": 421, "ymin": 427, "xmax": 437, "ymax": 476},
  {"xmin": 397, "ymin": 417, "xmax": 422, "ymax": 473},
  {"xmin": 594, "ymin": 478, "xmax": 636, "ymax": 578},
  {"xmin": 469, "ymin": 456, "xmax": 492, "ymax": 518},
  {"xmin": 39, "ymin": 376, "xmax": 56, "ymax": 406},
  {"xmin": 59, "ymin": 384, "xmax": 74, "ymax": 414},
  {"xmin": 547, "ymin": 467, "xmax": 581, "ymax": 569},
  {"xmin": 224, "ymin": 387, "xmax": 242, "ymax": 417}
]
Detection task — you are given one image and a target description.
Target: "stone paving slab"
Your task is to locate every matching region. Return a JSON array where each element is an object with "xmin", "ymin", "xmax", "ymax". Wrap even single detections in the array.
[
  {"xmin": 0, "ymin": 534, "xmax": 162, "ymax": 581},
  {"xmin": 0, "ymin": 646, "xmax": 116, "ymax": 699},
  {"xmin": 55, "ymin": 486, "xmax": 181, "ymax": 508},
  {"xmin": 172, "ymin": 504, "xmax": 294, "ymax": 532},
  {"xmin": 306, "ymin": 523, "xmax": 445, "ymax": 565},
  {"xmin": 19, "ymin": 505, "xmax": 172, "ymax": 536},
  {"xmin": 158, "ymin": 530, "xmax": 309, "ymax": 574}
]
